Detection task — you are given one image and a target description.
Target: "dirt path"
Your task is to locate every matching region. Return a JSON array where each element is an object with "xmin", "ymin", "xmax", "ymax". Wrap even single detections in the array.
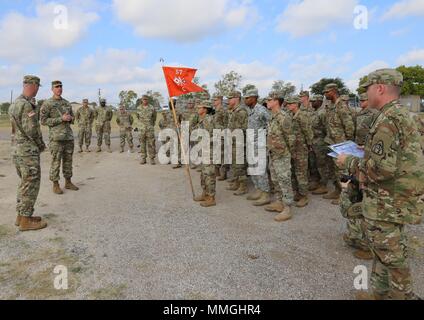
[{"xmin": 0, "ymin": 131, "xmax": 423, "ymax": 300}]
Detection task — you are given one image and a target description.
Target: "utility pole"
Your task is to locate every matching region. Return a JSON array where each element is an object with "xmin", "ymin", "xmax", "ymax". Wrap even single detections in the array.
[{"xmin": 10, "ymin": 90, "xmax": 13, "ymax": 104}]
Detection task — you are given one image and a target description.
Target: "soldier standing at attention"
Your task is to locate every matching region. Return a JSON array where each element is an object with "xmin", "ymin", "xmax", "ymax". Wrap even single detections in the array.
[
  {"xmin": 95, "ymin": 98, "xmax": 113, "ymax": 153},
  {"xmin": 75, "ymin": 98, "xmax": 94, "ymax": 153},
  {"xmin": 137, "ymin": 94, "xmax": 157, "ymax": 165},
  {"xmin": 116, "ymin": 105, "xmax": 135, "ymax": 153},
  {"xmin": 194, "ymin": 101, "xmax": 217, "ymax": 207},
  {"xmin": 226, "ymin": 91, "xmax": 249, "ymax": 196},
  {"xmin": 212, "ymin": 94, "xmax": 229, "ymax": 181},
  {"xmin": 41, "ymin": 81, "xmax": 79, "ymax": 195},
  {"xmin": 265, "ymin": 92, "xmax": 295, "ymax": 222},
  {"xmin": 244, "ymin": 88, "xmax": 272, "ymax": 206},
  {"xmin": 286, "ymin": 96, "xmax": 313, "ymax": 208},
  {"xmin": 9, "ymin": 75, "xmax": 48, "ymax": 231},
  {"xmin": 337, "ymin": 69, "xmax": 424, "ymax": 300},
  {"xmin": 323, "ymin": 84, "xmax": 355, "ymax": 205}
]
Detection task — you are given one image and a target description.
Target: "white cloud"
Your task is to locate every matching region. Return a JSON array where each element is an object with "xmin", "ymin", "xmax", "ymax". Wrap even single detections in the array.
[
  {"xmin": 276, "ymin": 0, "xmax": 358, "ymax": 37},
  {"xmin": 397, "ymin": 49, "xmax": 424, "ymax": 65},
  {"xmin": 382, "ymin": 0, "xmax": 424, "ymax": 20},
  {"xmin": 0, "ymin": 65, "xmax": 25, "ymax": 87},
  {"xmin": 346, "ymin": 60, "xmax": 390, "ymax": 92},
  {"xmin": 0, "ymin": 1, "xmax": 98, "ymax": 63},
  {"xmin": 112, "ymin": 0, "xmax": 258, "ymax": 41}
]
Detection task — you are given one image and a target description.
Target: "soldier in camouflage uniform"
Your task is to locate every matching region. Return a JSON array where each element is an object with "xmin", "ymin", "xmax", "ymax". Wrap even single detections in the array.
[
  {"xmin": 181, "ymin": 99, "xmax": 199, "ymax": 169},
  {"xmin": 265, "ymin": 92, "xmax": 295, "ymax": 222},
  {"xmin": 9, "ymin": 76, "xmax": 48, "ymax": 231},
  {"xmin": 41, "ymin": 81, "xmax": 79, "ymax": 195},
  {"xmin": 212, "ymin": 94, "xmax": 229, "ymax": 181},
  {"xmin": 323, "ymin": 83, "xmax": 355, "ymax": 205},
  {"xmin": 75, "ymin": 99, "xmax": 94, "ymax": 153},
  {"xmin": 193, "ymin": 101, "xmax": 217, "ymax": 207},
  {"xmin": 244, "ymin": 88, "xmax": 271, "ymax": 206},
  {"xmin": 226, "ymin": 91, "xmax": 249, "ymax": 196},
  {"xmin": 287, "ymin": 96, "xmax": 314, "ymax": 208},
  {"xmin": 338, "ymin": 69, "xmax": 424, "ymax": 300},
  {"xmin": 413, "ymin": 114, "xmax": 424, "ymax": 153},
  {"xmin": 116, "ymin": 105, "xmax": 135, "ymax": 153},
  {"xmin": 340, "ymin": 93, "xmax": 378, "ymax": 260},
  {"xmin": 95, "ymin": 98, "xmax": 113, "ymax": 153},
  {"xmin": 158, "ymin": 109, "xmax": 172, "ymax": 161},
  {"xmin": 137, "ymin": 95, "xmax": 157, "ymax": 165}
]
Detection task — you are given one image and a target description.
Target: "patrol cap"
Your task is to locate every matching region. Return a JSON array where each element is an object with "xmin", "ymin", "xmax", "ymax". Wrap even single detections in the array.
[
  {"xmin": 23, "ymin": 75, "xmax": 41, "ymax": 86},
  {"xmin": 360, "ymin": 68, "xmax": 404, "ymax": 89},
  {"xmin": 299, "ymin": 91, "xmax": 310, "ymax": 98},
  {"xmin": 212, "ymin": 93, "xmax": 224, "ymax": 100},
  {"xmin": 52, "ymin": 80, "xmax": 63, "ymax": 87},
  {"xmin": 323, "ymin": 83, "xmax": 339, "ymax": 93},
  {"xmin": 197, "ymin": 100, "xmax": 212, "ymax": 109},
  {"xmin": 226, "ymin": 91, "xmax": 242, "ymax": 99},
  {"xmin": 285, "ymin": 96, "xmax": 301, "ymax": 104},
  {"xmin": 359, "ymin": 93, "xmax": 368, "ymax": 101},
  {"xmin": 82, "ymin": 98, "xmax": 89, "ymax": 103},
  {"xmin": 267, "ymin": 92, "xmax": 282, "ymax": 100},
  {"xmin": 243, "ymin": 88, "xmax": 259, "ymax": 98},
  {"xmin": 142, "ymin": 94, "xmax": 150, "ymax": 100},
  {"xmin": 100, "ymin": 98, "xmax": 106, "ymax": 103},
  {"xmin": 310, "ymin": 94, "xmax": 324, "ymax": 102}
]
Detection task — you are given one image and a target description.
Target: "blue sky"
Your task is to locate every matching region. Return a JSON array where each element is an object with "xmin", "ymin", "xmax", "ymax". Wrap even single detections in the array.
[{"xmin": 0, "ymin": 0, "xmax": 423, "ymax": 104}]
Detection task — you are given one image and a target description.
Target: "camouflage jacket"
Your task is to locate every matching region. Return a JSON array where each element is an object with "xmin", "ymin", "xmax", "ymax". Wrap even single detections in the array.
[
  {"xmin": 116, "ymin": 111, "xmax": 134, "ymax": 130},
  {"xmin": 75, "ymin": 106, "xmax": 94, "ymax": 128},
  {"xmin": 248, "ymin": 103, "xmax": 271, "ymax": 143},
  {"xmin": 291, "ymin": 109, "xmax": 314, "ymax": 152},
  {"xmin": 9, "ymin": 95, "xmax": 45, "ymax": 156},
  {"xmin": 181, "ymin": 108, "xmax": 199, "ymax": 131},
  {"xmin": 228, "ymin": 104, "xmax": 248, "ymax": 131},
  {"xmin": 354, "ymin": 107, "xmax": 378, "ymax": 146},
  {"xmin": 136, "ymin": 104, "xmax": 157, "ymax": 129},
  {"xmin": 159, "ymin": 114, "xmax": 171, "ymax": 130},
  {"xmin": 311, "ymin": 106, "xmax": 327, "ymax": 145},
  {"xmin": 41, "ymin": 96, "xmax": 74, "ymax": 142},
  {"xmin": 325, "ymin": 97, "xmax": 355, "ymax": 145},
  {"xmin": 213, "ymin": 107, "xmax": 229, "ymax": 130},
  {"xmin": 267, "ymin": 111, "xmax": 293, "ymax": 159},
  {"xmin": 346, "ymin": 100, "xmax": 424, "ymax": 225},
  {"xmin": 94, "ymin": 107, "xmax": 113, "ymax": 125}
]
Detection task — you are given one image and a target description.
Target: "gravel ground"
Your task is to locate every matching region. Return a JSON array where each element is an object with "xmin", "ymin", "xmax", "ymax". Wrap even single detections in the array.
[{"xmin": 0, "ymin": 133, "xmax": 423, "ymax": 300}]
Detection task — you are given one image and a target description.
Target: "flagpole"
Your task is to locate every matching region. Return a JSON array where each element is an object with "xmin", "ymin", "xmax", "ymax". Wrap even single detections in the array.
[{"xmin": 168, "ymin": 97, "xmax": 196, "ymax": 200}]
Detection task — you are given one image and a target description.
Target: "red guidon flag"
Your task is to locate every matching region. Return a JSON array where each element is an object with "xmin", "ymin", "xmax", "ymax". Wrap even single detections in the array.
[{"xmin": 162, "ymin": 66, "xmax": 204, "ymax": 97}]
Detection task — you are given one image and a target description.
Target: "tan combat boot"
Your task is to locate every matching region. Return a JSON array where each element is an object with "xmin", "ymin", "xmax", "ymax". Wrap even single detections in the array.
[
  {"xmin": 140, "ymin": 158, "xmax": 147, "ymax": 165},
  {"xmin": 130, "ymin": 147, "xmax": 135, "ymax": 153},
  {"xmin": 16, "ymin": 215, "xmax": 42, "ymax": 226},
  {"xmin": 19, "ymin": 216, "xmax": 48, "ymax": 232},
  {"xmin": 227, "ymin": 180, "xmax": 240, "ymax": 191},
  {"xmin": 353, "ymin": 249, "xmax": 374, "ymax": 261},
  {"xmin": 234, "ymin": 180, "xmax": 248, "ymax": 196},
  {"xmin": 296, "ymin": 195, "xmax": 309, "ymax": 208},
  {"xmin": 53, "ymin": 181, "xmax": 64, "ymax": 195},
  {"xmin": 323, "ymin": 188, "xmax": 341, "ymax": 200},
  {"xmin": 312, "ymin": 185, "xmax": 328, "ymax": 195},
  {"xmin": 355, "ymin": 291, "xmax": 387, "ymax": 300},
  {"xmin": 200, "ymin": 196, "xmax": 216, "ymax": 208},
  {"xmin": 120, "ymin": 147, "xmax": 124, "ymax": 153},
  {"xmin": 65, "ymin": 179, "xmax": 79, "ymax": 191},
  {"xmin": 331, "ymin": 198, "xmax": 340, "ymax": 205},
  {"xmin": 150, "ymin": 158, "xmax": 156, "ymax": 165},
  {"xmin": 294, "ymin": 193, "xmax": 302, "ymax": 202},
  {"xmin": 308, "ymin": 181, "xmax": 320, "ymax": 191},
  {"xmin": 172, "ymin": 163, "xmax": 182, "ymax": 169},
  {"xmin": 96, "ymin": 146, "xmax": 102, "ymax": 153},
  {"xmin": 217, "ymin": 168, "xmax": 227, "ymax": 181},
  {"xmin": 85, "ymin": 146, "xmax": 91, "ymax": 153},
  {"xmin": 194, "ymin": 192, "xmax": 207, "ymax": 202},
  {"xmin": 227, "ymin": 176, "xmax": 237, "ymax": 183},
  {"xmin": 107, "ymin": 145, "xmax": 112, "ymax": 153},
  {"xmin": 274, "ymin": 206, "xmax": 293, "ymax": 222},
  {"xmin": 247, "ymin": 189, "xmax": 262, "ymax": 201},
  {"xmin": 253, "ymin": 192, "xmax": 271, "ymax": 206},
  {"xmin": 265, "ymin": 201, "xmax": 285, "ymax": 213},
  {"xmin": 78, "ymin": 146, "xmax": 83, "ymax": 153}
]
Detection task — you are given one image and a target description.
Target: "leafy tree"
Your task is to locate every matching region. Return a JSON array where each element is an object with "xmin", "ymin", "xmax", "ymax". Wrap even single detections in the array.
[
  {"xmin": 271, "ymin": 80, "xmax": 296, "ymax": 97},
  {"xmin": 145, "ymin": 90, "xmax": 165, "ymax": 110},
  {"xmin": 214, "ymin": 71, "xmax": 242, "ymax": 97},
  {"xmin": 397, "ymin": 65, "xmax": 424, "ymax": 97},
  {"xmin": 119, "ymin": 90, "xmax": 138, "ymax": 110},
  {"xmin": 0, "ymin": 102, "xmax": 11, "ymax": 114},
  {"xmin": 311, "ymin": 78, "xmax": 350, "ymax": 96}
]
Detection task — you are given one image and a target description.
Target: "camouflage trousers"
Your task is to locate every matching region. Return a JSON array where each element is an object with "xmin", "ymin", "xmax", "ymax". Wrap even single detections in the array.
[
  {"xmin": 270, "ymin": 155, "xmax": 294, "ymax": 207},
  {"xmin": 308, "ymin": 151, "xmax": 320, "ymax": 184},
  {"xmin": 13, "ymin": 155, "xmax": 41, "ymax": 217},
  {"xmin": 312, "ymin": 142, "xmax": 331, "ymax": 185},
  {"xmin": 362, "ymin": 219, "xmax": 413, "ymax": 300},
  {"xmin": 78, "ymin": 126, "xmax": 92, "ymax": 148},
  {"xmin": 201, "ymin": 164, "xmax": 217, "ymax": 197},
  {"xmin": 96, "ymin": 122, "xmax": 111, "ymax": 147},
  {"xmin": 139, "ymin": 127, "xmax": 156, "ymax": 161},
  {"xmin": 231, "ymin": 143, "xmax": 247, "ymax": 181},
  {"xmin": 49, "ymin": 140, "xmax": 74, "ymax": 182},
  {"xmin": 120, "ymin": 128, "xmax": 134, "ymax": 149},
  {"xmin": 291, "ymin": 148, "xmax": 309, "ymax": 196}
]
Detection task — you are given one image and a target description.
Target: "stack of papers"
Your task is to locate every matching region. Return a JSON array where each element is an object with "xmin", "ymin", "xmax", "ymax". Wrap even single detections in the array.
[{"xmin": 328, "ymin": 141, "xmax": 365, "ymax": 159}]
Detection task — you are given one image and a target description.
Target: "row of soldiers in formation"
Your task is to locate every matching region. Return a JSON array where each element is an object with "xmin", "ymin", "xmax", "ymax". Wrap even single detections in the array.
[{"xmin": 8, "ymin": 69, "xmax": 424, "ymax": 300}]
